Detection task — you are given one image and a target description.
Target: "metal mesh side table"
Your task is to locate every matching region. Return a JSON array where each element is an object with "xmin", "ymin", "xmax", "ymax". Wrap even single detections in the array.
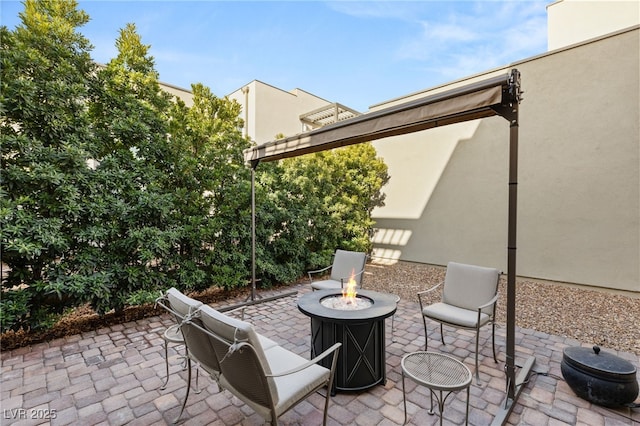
[{"xmin": 401, "ymin": 351, "xmax": 472, "ymax": 425}]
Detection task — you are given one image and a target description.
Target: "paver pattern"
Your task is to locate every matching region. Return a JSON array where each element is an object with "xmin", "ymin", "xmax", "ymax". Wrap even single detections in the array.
[{"xmin": 2, "ymin": 283, "xmax": 639, "ymax": 425}]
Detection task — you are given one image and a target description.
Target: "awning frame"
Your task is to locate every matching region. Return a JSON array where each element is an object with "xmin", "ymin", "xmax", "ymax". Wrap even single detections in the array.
[{"xmin": 245, "ymin": 73, "xmax": 510, "ymax": 165}]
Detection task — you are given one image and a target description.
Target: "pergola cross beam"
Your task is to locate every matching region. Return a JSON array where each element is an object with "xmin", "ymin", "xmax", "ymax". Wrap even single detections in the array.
[{"xmin": 299, "ymin": 102, "xmax": 361, "ymax": 129}]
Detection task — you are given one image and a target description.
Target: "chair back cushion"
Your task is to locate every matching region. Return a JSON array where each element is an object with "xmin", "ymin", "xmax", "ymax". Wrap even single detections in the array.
[
  {"xmin": 331, "ymin": 249, "xmax": 367, "ymax": 286},
  {"xmin": 166, "ymin": 288, "xmax": 218, "ymax": 374},
  {"xmin": 442, "ymin": 262, "xmax": 499, "ymax": 313},
  {"xmin": 199, "ymin": 304, "xmax": 278, "ymax": 403},
  {"xmin": 166, "ymin": 287, "xmax": 203, "ymax": 319}
]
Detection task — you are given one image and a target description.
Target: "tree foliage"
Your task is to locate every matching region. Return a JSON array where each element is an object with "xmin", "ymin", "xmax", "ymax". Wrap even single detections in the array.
[
  {"xmin": 82, "ymin": 23, "xmax": 177, "ymax": 314},
  {"xmin": 1, "ymin": 0, "xmax": 96, "ymax": 330},
  {"xmin": 254, "ymin": 144, "xmax": 389, "ymax": 284},
  {"xmin": 166, "ymin": 84, "xmax": 251, "ymax": 291},
  {"xmin": 0, "ymin": 0, "xmax": 389, "ymax": 333}
]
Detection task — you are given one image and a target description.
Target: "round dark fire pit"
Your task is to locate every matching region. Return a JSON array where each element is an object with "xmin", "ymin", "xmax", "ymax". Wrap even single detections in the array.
[{"xmin": 297, "ymin": 289, "xmax": 397, "ymax": 393}]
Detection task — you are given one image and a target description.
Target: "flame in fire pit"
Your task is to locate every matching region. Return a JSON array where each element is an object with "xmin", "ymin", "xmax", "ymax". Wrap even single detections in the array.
[
  {"xmin": 319, "ymin": 270, "xmax": 372, "ymax": 310},
  {"xmin": 342, "ymin": 270, "xmax": 358, "ymax": 304}
]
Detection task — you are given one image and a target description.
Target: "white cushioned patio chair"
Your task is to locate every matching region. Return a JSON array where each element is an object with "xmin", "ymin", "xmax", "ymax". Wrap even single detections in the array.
[
  {"xmin": 308, "ymin": 249, "xmax": 367, "ymax": 291},
  {"xmin": 159, "ymin": 288, "xmax": 282, "ymax": 424},
  {"xmin": 418, "ymin": 262, "xmax": 500, "ymax": 382},
  {"xmin": 199, "ymin": 304, "xmax": 341, "ymax": 426}
]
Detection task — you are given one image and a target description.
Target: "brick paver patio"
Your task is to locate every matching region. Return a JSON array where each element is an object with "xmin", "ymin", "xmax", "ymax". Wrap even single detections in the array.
[{"xmin": 1, "ymin": 283, "xmax": 639, "ymax": 425}]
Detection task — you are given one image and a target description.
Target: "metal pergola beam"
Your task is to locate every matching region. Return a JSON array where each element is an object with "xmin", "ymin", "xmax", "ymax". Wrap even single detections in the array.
[{"xmin": 490, "ymin": 71, "xmax": 536, "ymax": 423}]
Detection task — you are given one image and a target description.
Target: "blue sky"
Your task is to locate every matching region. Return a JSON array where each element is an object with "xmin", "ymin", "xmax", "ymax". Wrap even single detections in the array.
[{"xmin": 1, "ymin": 0, "xmax": 548, "ymax": 112}]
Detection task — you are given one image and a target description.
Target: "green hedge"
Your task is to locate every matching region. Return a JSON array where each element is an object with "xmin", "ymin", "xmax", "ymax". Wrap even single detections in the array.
[{"xmin": 0, "ymin": 0, "xmax": 389, "ymax": 333}]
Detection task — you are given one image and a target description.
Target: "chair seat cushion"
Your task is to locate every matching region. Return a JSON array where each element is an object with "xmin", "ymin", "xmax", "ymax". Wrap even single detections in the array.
[
  {"xmin": 218, "ymin": 345, "xmax": 329, "ymax": 420},
  {"xmin": 423, "ymin": 302, "xmax": 490, "ymax": 328},
  {"xmin": 264, "ymin": 346, "xmax": 330, "ymax": 415},
  {"xmin": 258, "ymin": 334, "xmax": 278, "ymax": 351},
  {"xmin": 310, "ymin": 279, "xmax": 342, "ymax": 291}
]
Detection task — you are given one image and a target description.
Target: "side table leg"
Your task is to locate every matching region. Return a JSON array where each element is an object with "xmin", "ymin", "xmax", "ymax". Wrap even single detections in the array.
[
  {"xmin": 428, "ymin": 390, "xmax": 445, "ymax": 426},
  {"xmin": 437, "ymin": 390, "xmax": 445, "ymax": 426},
  {"xmin": 402, "ymin": 372, "xmax": 408, "ymax": 425},
  {"xmin": 465, "ymin": 386, "xmax": 470, "ymax": 426},
  {"xmin": 428, "ymin": 389, "xmax": 435, "ymax": 415}
]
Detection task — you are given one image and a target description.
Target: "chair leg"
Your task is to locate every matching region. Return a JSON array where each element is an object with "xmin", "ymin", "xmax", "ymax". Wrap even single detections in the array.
[
  {"xmin": 193, "ymin": 366, "xmax": 201, "ymax": 394},
  {"xmin": 173, "ymin": 358, "xmax": 192, "ymax": 424},
  {"xmin": 161, "ymin": 340, "xmax": 170, "ymax": 390},
  {"xmin": 474, "ymin": 329, "xmax": 480, "ymax": 384},
  {"xmin": 491, "ymin": 322, "xmax": 497, "ymax": 363},
  {"xmin": 422, "ymin": 316, "xmax": 429, "ymax": 351},
  {"xmin": 322, "ymin": 387, "xmax": 331, "ymax": 426},
  {"xmin": 180, "ymin": 352, "xmax": 188, "ymax": 370},
  {"xmin": 402, "ymin": 371, "xmax": 408, "ymax": 424},
  {"xmin": 440, "ymin": 323, "xmax": 445, "ymax": 345}
]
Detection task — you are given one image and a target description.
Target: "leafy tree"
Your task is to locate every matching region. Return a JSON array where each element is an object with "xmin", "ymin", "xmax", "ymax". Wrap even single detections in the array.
[
  {"xmin": 84, "ymin": 23, "xmax": 178, "ymax": 313},
  {"xmin": 255, "ymin": 144, "xmax": 389, "ymax": 283},
  {"xmin": 0, "ymin": 0, "xmax": 96, "ymax": 331},
  {"xmin": 166, "ymin": 84, "xmax": 251, "ymax": 291},
  {"xmin": 253, "ymin": 160, "xmax": 313, "ymax": 284},
  {"xmin": 315, "ymin": 143, "xmax": 389, "ymax": 253}
]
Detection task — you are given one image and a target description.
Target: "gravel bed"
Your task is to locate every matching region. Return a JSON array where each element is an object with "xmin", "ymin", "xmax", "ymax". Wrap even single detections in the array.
[{"xmin": 362, "ymin": 259, "xmax": 640, "ymax": 355}]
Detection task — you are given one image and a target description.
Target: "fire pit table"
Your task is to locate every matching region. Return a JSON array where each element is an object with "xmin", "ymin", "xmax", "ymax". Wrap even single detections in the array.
[{"xmin": 297, "ymin": 289, "xmax": 397, "ymax": 393}]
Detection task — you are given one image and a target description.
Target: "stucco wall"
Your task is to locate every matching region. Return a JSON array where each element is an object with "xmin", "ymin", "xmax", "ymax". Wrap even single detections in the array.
[
  {"xmin": 547, "ymin": 0, "xmax": 639, "ymax": 51},
  {"xmin": 228, "ymin": 80, "xmax": 331, "ymax": 144},
  {"xmin": 371, "ymin": 27, "xmax": 639, "ymax": 292},
  {"xmin": 160, "ymin": 82, "xmax": 194, "ymax": 108}
]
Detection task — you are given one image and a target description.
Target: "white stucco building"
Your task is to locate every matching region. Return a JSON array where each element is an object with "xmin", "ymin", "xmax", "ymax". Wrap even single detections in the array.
[
  {"xmin": 226, "ymin": 80, "xmax": 360, "ymax": 143},
  {"xmin": 367, "ymin": 0, "xmax": 639, "ymax": 293},
  {"xmin": 547, "ymin": 0, "xmax": 639, "ymax": 50}
]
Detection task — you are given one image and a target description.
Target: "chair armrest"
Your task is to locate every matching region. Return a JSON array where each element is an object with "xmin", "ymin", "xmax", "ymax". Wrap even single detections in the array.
[
  {"xmin": 155, "ymin": 296, "xmax": 203, "ymax": 329},
  {"xmin": 308, "ymin": 265, "xmax": 333, "ymax": 283},
  {"xmin": 157, "ymin": 293, "xmax": 247, "ymax": 321},
  {"xmin": 335, "ymin": 267, "xmax": 365, "ymax": 283},
  {"xmin": 223, "ymin": 305, "xmax": 247, "ymax": 320},
  {"xmin": 266, "ymin": 343, "xmax": 342, "ymax": 378},
  {"xmin": 334, "ymin": 268, "xmax": 366, "ymax": 288},
  {"xmin": 155, "ymin": 292, "xmax": 168, "ymax": 306},
  {"xmin": 477, "ymin": 293, "xmax": 499, "ymax": 311},
  {"xmin": 155, "ymin": 296, "xmax": 174, "ymax": 315},
  {"xmin": 475, "ymin": 293, "xmax": 500, "ymax": 325},
  {"xmin": 416, "ymin": 281, "xmax": 443, "ymax": 296},
  {"xmin": 417, "ymin": 281, "xmax": 443, "ymax": 310}
]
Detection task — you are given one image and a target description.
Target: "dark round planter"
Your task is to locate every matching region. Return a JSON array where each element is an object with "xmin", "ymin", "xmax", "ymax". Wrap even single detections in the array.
[{"xmin": 561, "ymin": 345, "xmax": 639, "ymax": 408}]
